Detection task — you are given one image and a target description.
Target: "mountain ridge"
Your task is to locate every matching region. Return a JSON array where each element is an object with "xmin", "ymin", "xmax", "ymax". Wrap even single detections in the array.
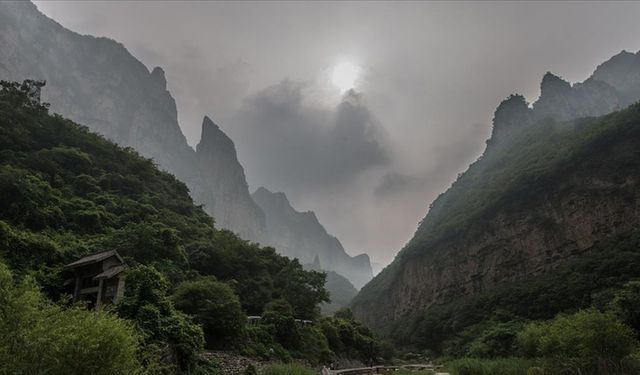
[{"xmin": 351, "ymin": 50, "xmax": 640, "ymax": 330}]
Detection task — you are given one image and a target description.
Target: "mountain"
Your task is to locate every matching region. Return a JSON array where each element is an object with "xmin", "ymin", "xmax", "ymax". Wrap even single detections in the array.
[
  {"xmin": 0, "ymin": 1, "xmax": 265, "ymax": 241},
  {"xmin": 252, "ymin": 187, "xmax": 373, "ymax": 288},
  {"xmin": 194, "ymin": 116, "xmax": 266, "ymax": 239},
  {"xmin": 304, "ymin": 257, "xmax": 359, "ymax": 315},
  {"xmin": 0, "ymin": 1, "xmax": 373, "ymax": 286},
  {"xmin": 351, "ymin": 51, "xmax": 640, "ymax": 343}
]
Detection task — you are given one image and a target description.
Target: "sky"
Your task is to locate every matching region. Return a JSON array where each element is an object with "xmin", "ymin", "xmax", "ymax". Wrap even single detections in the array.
[{"xmin": 35, "ymin": 1, "xmax": 640, "ymax": 265}]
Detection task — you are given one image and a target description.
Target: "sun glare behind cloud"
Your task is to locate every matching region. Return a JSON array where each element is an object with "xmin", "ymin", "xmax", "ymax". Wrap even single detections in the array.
[{"xmin": 331, "ymin": 62, "xmax": 361, "ymax": 93}]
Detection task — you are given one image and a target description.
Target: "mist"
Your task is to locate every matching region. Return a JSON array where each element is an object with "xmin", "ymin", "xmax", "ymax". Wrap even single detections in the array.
[{"xmin": 34, "ymin": 1, "xmax": 640, "ymax": 264}]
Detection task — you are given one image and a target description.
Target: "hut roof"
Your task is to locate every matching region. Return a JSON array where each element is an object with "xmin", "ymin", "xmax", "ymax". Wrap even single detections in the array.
[{"xmin": 65, "ymin": 250, "xmax": 124, "ymax": 269}]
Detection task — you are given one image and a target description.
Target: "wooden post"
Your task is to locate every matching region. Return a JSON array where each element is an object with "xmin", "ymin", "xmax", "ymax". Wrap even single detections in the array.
[
  {"xmin": 73, "ymin": 276, "xmax": 81, "ymax": 302},
  {"xmin": 115, "ymin": 275, "xmax": 126, "ymax": 303},
  {"xmin": 95, "ymin": 279, "xmax": 104, "ymax": 309}
]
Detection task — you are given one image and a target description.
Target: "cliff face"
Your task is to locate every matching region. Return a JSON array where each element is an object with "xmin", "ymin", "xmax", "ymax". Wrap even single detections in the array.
[
  {"xmin": 352, "ymin": 50, "xmax": 640, "ymax": 328},
  {"xmin": 195, "ymin": 117, "xmax": 266, "ymax": 240},
  {"xmin": 252, "ymin": 187, "xmax": 373, "ymax": 288}
]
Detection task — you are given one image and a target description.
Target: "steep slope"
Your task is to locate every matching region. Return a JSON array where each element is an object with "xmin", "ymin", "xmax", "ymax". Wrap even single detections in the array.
[
  {"xmin": 352, "ymin": 50, "xmax": 640, "ymax": 331},
  {"xmin": 0, "ymin": 1, "xmax": 265, "ymax": 241},
  {"xmin": 252, "ymin": 187, "xmax": 372, "ymax": 288}
]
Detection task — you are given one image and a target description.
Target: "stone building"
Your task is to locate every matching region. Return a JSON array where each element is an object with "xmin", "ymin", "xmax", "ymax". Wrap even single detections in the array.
[{"xmin": 65, "ymin": 250, "xmax": 127, "ymax": 309}]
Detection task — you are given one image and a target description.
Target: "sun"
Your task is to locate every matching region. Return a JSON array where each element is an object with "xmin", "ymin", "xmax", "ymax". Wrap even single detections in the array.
[{"xmin": 331, "ymin": 62, "xmax": 361, "ymax": 93}]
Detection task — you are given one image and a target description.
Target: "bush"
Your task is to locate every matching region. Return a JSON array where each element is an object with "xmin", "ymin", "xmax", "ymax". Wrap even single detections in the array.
[
  {"xmin": 517, "ymin": 309, "xmax": 638, "ymax": 373},
  {"xmin": 0, "ymin": 262, "xmax": 141, "ymax": 375},
  {"xmin": 172, "ymin": 276, "xmax": 245, "ymax": 348}
]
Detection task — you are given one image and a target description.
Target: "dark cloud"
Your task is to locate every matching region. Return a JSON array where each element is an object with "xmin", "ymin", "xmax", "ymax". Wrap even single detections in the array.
[{"xmin": 227, "ymin": 81, "xmax": 389, "ymax": 193}]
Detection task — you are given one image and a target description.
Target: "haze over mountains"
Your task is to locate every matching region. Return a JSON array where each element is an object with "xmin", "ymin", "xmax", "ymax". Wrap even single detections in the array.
[
  {"xmin": 352, "ymin": 50, "xmax": 640, "ymax": 329},
  {"xmin": 0, "ymin": 1, "xmax": 372, "ymax": 288}
]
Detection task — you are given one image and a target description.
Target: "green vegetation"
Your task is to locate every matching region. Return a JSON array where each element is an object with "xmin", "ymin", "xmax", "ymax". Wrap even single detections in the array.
[
  {"xmin": 320, "ymin": 270, "xmax": 359, "ymax": 315},
  {"xmin": 0, "ymin": 262, "xmax": 142, "ymax": 375},
  {"xmin": 388, "ymin": 231, "xmax": 640, "ymax": 358},
  {"xmin": 445, "ymin": 358, "xmax": 541, "ymax": 375},
  {"xmin": 173, "ymin": 276, "xmax": 245, "ymax": 349},
  {"xmin": 0, "ymin": 81, "xmax": 387, "ymax": 372},
  {"xmin": 441, "ymin": 309, "xmax": 640, "ymax": 374},
  {"xmin": 261, "ymin": 363, "xmax": 316, "ymax": 375},
  {"xmin": 518, "ymin": 309, "xmax": 638, "ymax": 374}
]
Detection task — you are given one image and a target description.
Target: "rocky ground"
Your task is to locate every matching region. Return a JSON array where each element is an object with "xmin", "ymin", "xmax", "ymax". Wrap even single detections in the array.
[{"xmin": 202, "ymin": 351, "xmax": 319, "ymax": 375}]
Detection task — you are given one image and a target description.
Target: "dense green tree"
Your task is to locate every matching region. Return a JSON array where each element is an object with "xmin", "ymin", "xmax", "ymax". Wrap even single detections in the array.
[
  {"xmin": 117, "ymin": 265, "xmax": 204, "ymax": 372},
  {"xmin": 172, "ymin": 276, "xmax": 245, "ymax": 348},
  {"xmin": 609, "ymin": 280, "xmax": 640, "ymax": 334},
  {"xmin": 262, "ymin": 299, "xmax": 300, "ymax": 348}
]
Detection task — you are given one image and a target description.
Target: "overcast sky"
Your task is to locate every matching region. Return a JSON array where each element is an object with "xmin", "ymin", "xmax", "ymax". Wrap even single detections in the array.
[{"xmin": 35, "ymin": 1, "xmax": 640, "ymax": 265}]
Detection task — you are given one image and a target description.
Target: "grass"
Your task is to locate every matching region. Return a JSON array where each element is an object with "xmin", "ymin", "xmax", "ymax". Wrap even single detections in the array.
[
  {"xmin": 261, "ymin": 363, "xmax": 316, "ymax": 375},
  {"xmin": 390, "ymin": 369, "xmax": 434, "ymax": 375},
  {"xmin": 445, "ymin": 358, "xmax": 543, "ymax": 375}
]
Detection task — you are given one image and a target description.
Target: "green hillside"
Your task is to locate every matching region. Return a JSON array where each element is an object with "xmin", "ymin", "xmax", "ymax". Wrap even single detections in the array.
[{"xmin": 0, "ymin": 81, "xmax": 387, "ymax": 373}]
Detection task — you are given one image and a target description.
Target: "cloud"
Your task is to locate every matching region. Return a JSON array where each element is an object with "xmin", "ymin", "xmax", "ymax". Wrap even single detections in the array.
[
  {"xmin": 227, "ymin": 81, "xmax": 389, "ymax": 194},
  {"xmin": 374, "ymin": 172, "xmax": 426, "ymax": 198}
]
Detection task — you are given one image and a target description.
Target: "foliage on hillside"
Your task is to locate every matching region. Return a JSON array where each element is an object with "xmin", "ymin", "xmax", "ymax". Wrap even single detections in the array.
[
  {"xmin": 387, "ymin": 231, "xmax": 640, "ymax": 355},
  {"xmin": 0, "ymin": 81, "xmax": 385, "ymax": 371},
  {"xmin": 0, "ymin": 261, "xmax": 142, "ymax": 375},
  {"xmin": 355, "ymin": 100, "xmax": 640, "ymax": 315}
]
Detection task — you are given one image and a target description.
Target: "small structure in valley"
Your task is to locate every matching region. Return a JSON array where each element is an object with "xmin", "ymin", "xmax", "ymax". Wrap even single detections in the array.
[{"xmin": 65, "ymin": 250, "xmax": 127, "ymax": 309}]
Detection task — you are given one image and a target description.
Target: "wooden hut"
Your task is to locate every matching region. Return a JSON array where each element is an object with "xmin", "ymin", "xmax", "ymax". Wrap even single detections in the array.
[{"xmin": 65, "ymin": 250, "xmax": 127, "ymax": 309}]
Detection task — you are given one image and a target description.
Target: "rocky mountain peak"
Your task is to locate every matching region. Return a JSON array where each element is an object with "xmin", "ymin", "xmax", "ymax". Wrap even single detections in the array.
[
  {"xmin": 197, "ymin": 116, "xmax": 236, "ymax": 157},
  {"xmin": 150, "ymin": 66, "xmax": 167, "ymax": 89},
  {"xmin": 487, "ymin": 94, "xmax": 533, "ymax": 149},
  {"xmin": 194, "ymin": 116, "xmax": 266, "ymax": 240},
  {"xmin": 253, "ymin": 187, "xmax": 291, "ymax": 210},
  {"xmin": 591, "ymin": 50, "xmax": 640, "ymax": 103},
  {"xmin": 540, "ymin": 72, "xmax": 572, "ymax": 97}
]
